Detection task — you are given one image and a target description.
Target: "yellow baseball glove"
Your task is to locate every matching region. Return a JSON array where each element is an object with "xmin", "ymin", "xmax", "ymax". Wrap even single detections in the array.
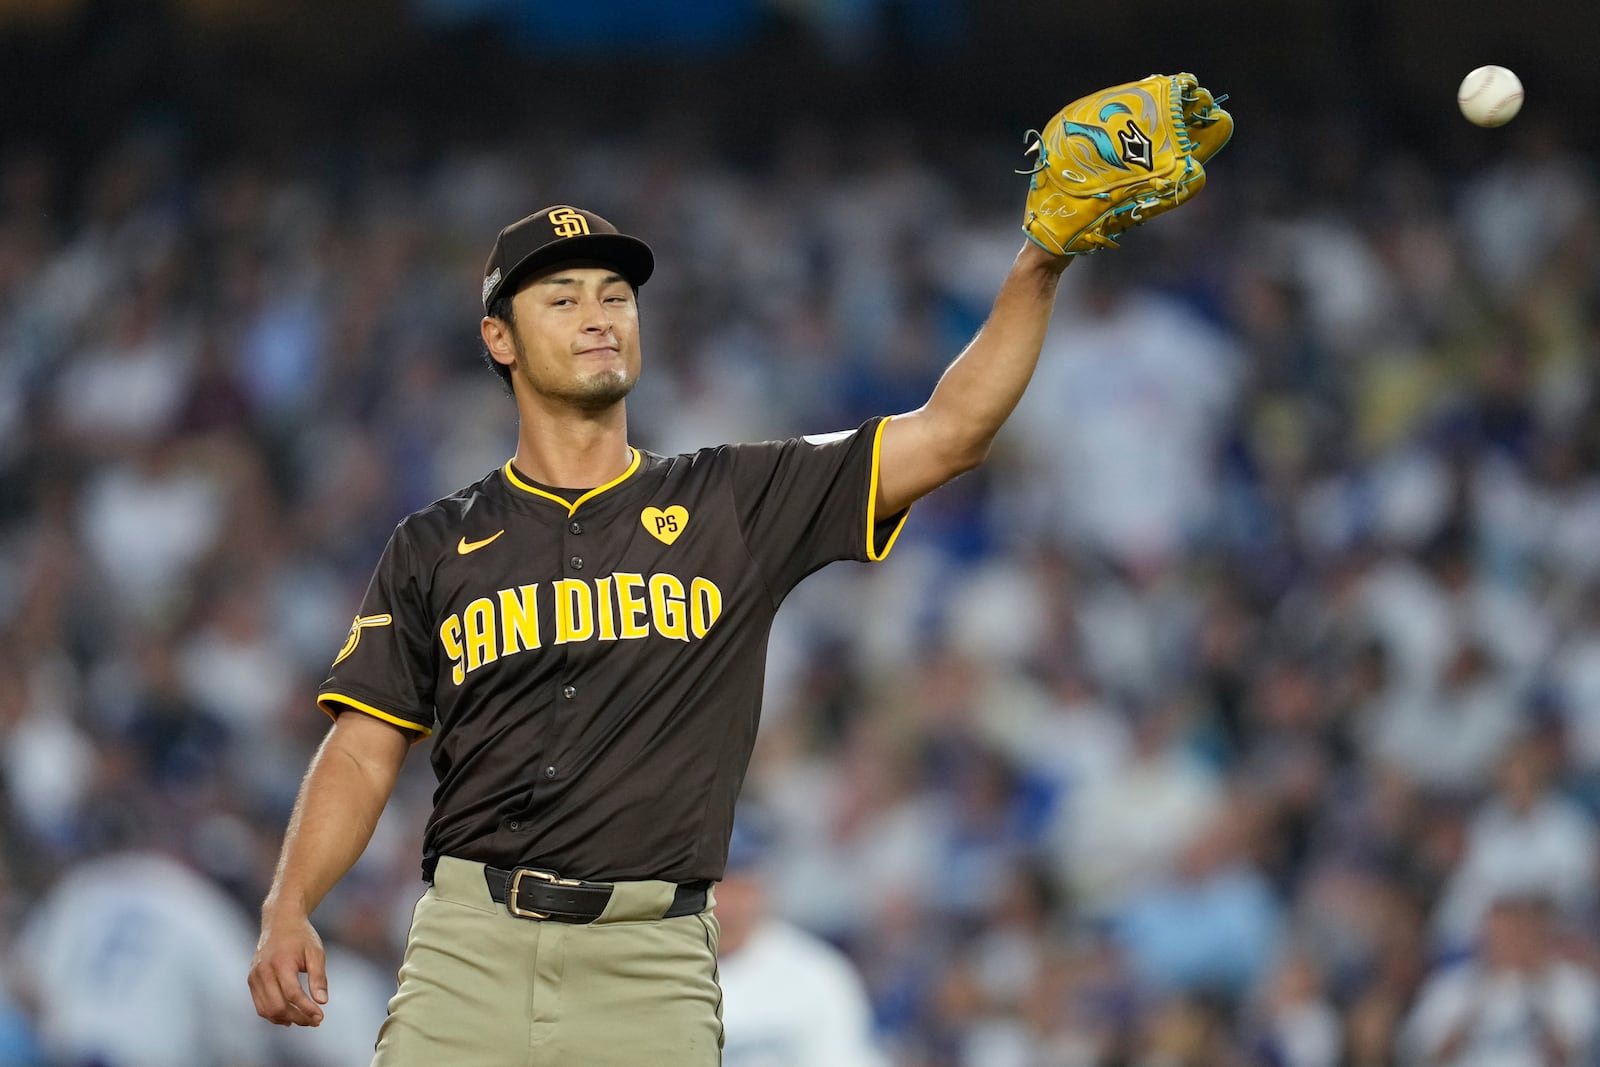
[{"xmin": 1021, "ymin": 72, "xmax": 1232, "ymax": 256}]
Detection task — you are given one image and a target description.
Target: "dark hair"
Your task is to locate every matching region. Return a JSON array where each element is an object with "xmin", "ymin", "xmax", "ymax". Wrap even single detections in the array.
[{"xmin": 483, "ymin": 293, "xmax": 515, "ymax": 395}]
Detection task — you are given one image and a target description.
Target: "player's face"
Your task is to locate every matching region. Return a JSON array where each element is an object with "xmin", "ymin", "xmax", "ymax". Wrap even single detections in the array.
[{"xmin": 501, "ymin": 267, "xmax": 642, "ymax": 412}]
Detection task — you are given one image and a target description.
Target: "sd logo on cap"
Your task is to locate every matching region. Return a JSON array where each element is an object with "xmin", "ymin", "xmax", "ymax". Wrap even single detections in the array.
[{"xmin": 481, "ymin": 205, "xmax": 655, "ymax": 312}]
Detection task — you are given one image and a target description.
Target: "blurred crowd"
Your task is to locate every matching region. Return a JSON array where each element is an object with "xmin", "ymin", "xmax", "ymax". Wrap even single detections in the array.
[{"xmin": 2, "ymin": 92, "xmax": 1600, "ymax": 1067}]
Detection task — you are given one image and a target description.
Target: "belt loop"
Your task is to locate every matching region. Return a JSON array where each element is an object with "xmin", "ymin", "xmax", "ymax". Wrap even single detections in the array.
[{"xmin": 593, "ymin": 880, "xmax": 677, "ymax": 924}]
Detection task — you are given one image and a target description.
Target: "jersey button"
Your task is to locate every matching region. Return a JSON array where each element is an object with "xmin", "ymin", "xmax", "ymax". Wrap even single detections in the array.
[
  {"xmin": 544, "ymin": 765, "xmax": 558, "ymax": 779},
  {"xmin": 570, "ymin": 555, "xmax": 584, "ymax": 570},
  {"xmin": 506, "ymin": 819, "xmax": 521, "ymax": 831},
  {"xmin": 562, "ymin": 685, "xmax": 577, "ymax": 700},
  {"xmin": 569, "ymin": 521, "xmax": 583, "ymax": 535}
]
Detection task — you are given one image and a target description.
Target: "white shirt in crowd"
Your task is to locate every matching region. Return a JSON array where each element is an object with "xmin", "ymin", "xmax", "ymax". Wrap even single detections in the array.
[
  {"xmin": 16, "ymin": 851, "xmax": 276, "ymax": 1067},
  {"xmin": 719, "ymin": 918, "xmax": 889, "ymax": 1067},
  {"xmin": 1016, "ymin": 287, "xmax": 1239, "ymax": 566},
  {"xmin": 1401, "ymin": 959, "xmax": 1600, "ymax": 1067},
  {"xmin": 1431, "ymin": 793, "xmax": 1599, "ymax": 950}
]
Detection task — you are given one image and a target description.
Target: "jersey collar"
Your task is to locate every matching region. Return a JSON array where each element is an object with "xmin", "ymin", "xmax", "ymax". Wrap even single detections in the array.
[{"xmin": 501, "ymin": 448, "xmax": 642, "ymax": 516}]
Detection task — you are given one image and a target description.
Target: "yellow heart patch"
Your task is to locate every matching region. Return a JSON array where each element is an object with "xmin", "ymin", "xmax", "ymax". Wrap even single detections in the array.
[{"xmin": 641, "ymin": 505, "xmax": 689, "ymax": 545}]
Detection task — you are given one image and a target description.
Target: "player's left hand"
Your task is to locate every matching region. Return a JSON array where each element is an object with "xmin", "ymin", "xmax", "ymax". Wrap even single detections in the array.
[{"xmin": 1020, "ymin": 72, "xmax": 1232, "ymax": 256}]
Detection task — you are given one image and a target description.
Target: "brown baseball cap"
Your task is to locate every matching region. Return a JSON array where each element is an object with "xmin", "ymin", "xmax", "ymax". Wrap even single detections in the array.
[{"xmin": 481, "ymin": 205, "xmax": 655, "ymax": 311}]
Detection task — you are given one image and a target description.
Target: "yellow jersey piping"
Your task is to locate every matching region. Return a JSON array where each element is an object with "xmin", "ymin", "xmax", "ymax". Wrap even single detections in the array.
[
  {"xmin": 866, "ymin": 416, "xmax": 912, "ymax": 561},
  {"xmin": 502, "ymin": 449, "xmax": 642, "ymax": 515},
  {"xmin": 319, "ymin": 692, "xmax": 433, "ymax": 740}
]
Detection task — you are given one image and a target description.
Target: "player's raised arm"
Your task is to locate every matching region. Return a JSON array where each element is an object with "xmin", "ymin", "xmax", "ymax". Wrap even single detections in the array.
[
  {"xmin": 248, "ymin": 711, "xmax": 411, "ymax": 1027},
  {"xmin": 874, "ymin": 242, "xmax": 1069, "ymax": 515},
  {"xmin": 875, "ymin": 73, "xmax": 1232, "ymax": 517}
]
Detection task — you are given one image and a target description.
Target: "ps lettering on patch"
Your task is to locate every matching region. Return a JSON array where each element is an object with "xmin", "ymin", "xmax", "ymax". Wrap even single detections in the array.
[{"xmin": 642, "ymin": 506, "xmax": 688, "ymax": 544}]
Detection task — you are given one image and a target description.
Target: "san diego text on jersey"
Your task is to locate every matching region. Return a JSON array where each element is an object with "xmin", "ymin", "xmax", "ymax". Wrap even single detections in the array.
[{"xmin": 438, "ymin": 572, "xmax": 724, "ymax": 685}]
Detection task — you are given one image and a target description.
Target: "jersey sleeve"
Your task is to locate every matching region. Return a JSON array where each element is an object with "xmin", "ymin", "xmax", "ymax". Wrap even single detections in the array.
[
  {"xmin": 727, "ymin": 415, "xmax": 911, "ymax": 601},
  {"xmin": 318, "ymin": 521, "xmax": 437, "ymax": 737}
]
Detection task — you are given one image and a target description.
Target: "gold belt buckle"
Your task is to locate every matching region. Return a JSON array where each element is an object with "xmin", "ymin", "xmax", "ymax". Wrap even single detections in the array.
[{"xmin": 507, "ymin": 867, "xmax": 582, "ymax": 920}]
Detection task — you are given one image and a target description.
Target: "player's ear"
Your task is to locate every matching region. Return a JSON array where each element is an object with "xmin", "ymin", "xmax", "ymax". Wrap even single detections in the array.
[{"xmin": 481, "ymin": 316, "xmax": 516, "ymax": 368}]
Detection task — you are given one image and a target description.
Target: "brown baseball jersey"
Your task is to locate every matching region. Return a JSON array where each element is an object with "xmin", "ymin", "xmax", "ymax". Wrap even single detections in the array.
[{"xmin": 319, "ymin": 416, "xmax": 909, "ymax": 884}]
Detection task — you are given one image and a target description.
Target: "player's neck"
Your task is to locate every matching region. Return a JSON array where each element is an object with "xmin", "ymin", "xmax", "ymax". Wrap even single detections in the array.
[{"xmin": 511, "ymin": 406, "xmax": 632, "ymax": 489}]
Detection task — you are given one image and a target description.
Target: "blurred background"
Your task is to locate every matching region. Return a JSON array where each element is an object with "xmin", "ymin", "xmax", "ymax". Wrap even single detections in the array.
[{"xmin": 4, "ymin": 0, "xmax": 1600, "ymax": 1064}]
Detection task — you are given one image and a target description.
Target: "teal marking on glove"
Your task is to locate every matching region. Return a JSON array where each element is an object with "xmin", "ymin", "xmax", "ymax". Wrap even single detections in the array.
[
  {"xmin": 1097, "ymin": 101, "xmax": 1133, "ymax": 122},
  {"xmin": 1061, "ymin": 122, "xmax": 1127, "ymax": 170}
]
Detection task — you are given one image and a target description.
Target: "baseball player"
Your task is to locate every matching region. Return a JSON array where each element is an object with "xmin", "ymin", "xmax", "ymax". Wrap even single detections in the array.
[{"xmin": 248, "ymin": 76, "xmax": 1230, "ymax": 1066}]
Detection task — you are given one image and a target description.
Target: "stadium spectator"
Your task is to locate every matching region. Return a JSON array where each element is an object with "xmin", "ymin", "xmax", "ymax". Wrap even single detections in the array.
[
  {"xmin": 15, "ymin": 850, "xmax": 276, "ymax": 1067},
  {"xmin": 1430, "ymin": 732, "xmax": 1598, "ymax": 953},
  {"xmin": 1400, "ymin": 891, "xmax": 1600, "ymax": 1067},
  {"xmin": 716, "ymin": 810, "xmax": 889, "ymax": 1067}
]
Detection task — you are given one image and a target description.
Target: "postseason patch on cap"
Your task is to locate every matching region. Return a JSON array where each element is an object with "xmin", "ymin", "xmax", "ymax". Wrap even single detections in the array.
[{"xmin": 482, "ymin": 268, "xmax": 502, "ymax": 305}]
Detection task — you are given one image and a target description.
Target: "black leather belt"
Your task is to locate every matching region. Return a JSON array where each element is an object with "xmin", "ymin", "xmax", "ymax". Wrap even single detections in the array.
[{"xmin": 484, "ymin": 865, "xmax": 709, "ymax": 923}]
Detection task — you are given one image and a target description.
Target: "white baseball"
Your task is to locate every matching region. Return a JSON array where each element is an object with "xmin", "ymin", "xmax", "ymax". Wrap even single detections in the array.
[{"xmin": 1458, "ymin": 65, "xmax": 1523, "ymax": 127}]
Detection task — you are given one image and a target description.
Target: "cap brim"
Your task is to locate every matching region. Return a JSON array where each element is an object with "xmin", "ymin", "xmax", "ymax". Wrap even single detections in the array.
[{"xmin": 487, "ymin": 234, "xmax": 655, "ymax": 309}]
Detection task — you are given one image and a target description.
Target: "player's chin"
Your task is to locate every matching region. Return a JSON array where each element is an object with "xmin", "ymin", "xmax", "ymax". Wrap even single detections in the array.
[{"xmin": 567, "ymin": 369, "xmax": 636, "ymax": 412}]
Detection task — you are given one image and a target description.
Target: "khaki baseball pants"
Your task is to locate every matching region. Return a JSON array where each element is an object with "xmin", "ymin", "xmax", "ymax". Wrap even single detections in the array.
[{"xmin": 370, "ymin": 856, "xmax": 723, "ymax": 1066}]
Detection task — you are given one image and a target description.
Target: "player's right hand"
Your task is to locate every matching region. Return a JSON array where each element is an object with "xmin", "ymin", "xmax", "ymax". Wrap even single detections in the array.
[{"xmin": 248, "ymin": 911, "xmax": 329, "ymax": 1027}]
